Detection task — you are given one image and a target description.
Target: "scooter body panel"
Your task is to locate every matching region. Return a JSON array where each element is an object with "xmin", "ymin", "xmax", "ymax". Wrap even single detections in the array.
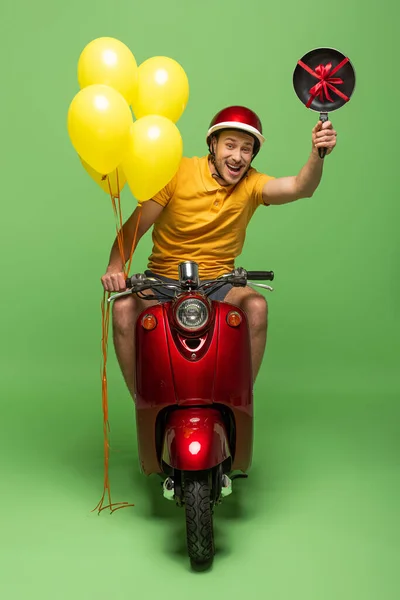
[
  {"xmin": 134, "ymin": 298, "xmax": 253, "ymax": 475},
  {"xmin": 161, "ymin": 407, "xmax": 231, "ymax": 471}
]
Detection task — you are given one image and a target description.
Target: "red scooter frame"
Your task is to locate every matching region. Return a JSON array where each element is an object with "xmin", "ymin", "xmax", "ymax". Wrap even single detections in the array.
[{"xmin": 109, "ymin": 262, "xmax": 274, "ymax": 568}]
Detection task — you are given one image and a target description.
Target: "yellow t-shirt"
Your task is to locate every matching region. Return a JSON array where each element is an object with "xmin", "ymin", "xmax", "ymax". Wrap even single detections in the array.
[{"xmin": 148, "ymin": 155, "xmax": 274, "ymax": 279}]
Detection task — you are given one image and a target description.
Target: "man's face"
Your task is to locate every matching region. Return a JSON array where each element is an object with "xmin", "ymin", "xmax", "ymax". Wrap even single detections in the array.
[{"xmin": 211, "ymin": 129, "xmax": 255, "ymax": 184}]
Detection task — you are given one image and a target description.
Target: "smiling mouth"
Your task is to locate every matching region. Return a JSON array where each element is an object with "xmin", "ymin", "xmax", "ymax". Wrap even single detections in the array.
[{"xmin": 226, "ymin": 163, "xmax": 242, "ymax": 176}]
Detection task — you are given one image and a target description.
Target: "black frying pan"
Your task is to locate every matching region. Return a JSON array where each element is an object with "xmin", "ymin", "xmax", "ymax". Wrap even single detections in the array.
[{"xmin": 293, "ymin": 47, "xmax": 356, "ymax": 158}]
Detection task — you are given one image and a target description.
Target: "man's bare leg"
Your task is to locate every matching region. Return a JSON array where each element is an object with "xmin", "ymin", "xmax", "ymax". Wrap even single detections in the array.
[
  {"xmin": 224, "ymin": 286, "xmax": 268, "ymax": 382},
  {"xmin": 111, "ymin": 293, "xmax": 158, "ymax": 399}
]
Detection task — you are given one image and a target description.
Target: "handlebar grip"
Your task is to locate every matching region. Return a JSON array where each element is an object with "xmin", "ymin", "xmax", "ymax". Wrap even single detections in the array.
[
  {"xmin": 246, "ymin": 271, "xmax": 274, "ymax": 281},
  {"xmin": 125, "ymin": 278, "xmax": 133, "ymax": 289}
]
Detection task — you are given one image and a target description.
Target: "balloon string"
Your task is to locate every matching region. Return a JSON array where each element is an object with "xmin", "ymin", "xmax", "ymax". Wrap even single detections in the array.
[
  {"xmin": 116, "ymin": 169, "xmax": 124, "ymax": 231},
  {"xmin": 107, "ymin": 176, "xmax": 127, "ymax": 278},
  {"xmin": 93, "ymin": 291, "xmax": 134, "ymax": 514},
  {"xmin": 94, "ymin": 173, "xmax": 141, "ymax": 514}
]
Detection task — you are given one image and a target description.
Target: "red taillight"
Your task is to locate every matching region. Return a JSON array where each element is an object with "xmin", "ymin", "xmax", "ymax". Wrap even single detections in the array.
[
  {"xmin": 188, "ymin": 441, "xmax": 201, "ymax": 455},
  {"xmin": 227, "ymin": 311, "xmax": 242, "ymax": 327},
  {"xmin": 142, "ymin": 314, "xmax": 157, "ymax": 330}
]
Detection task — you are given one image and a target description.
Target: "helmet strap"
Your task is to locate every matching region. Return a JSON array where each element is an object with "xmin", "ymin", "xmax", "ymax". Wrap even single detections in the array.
[{"xmin": 209, "ymin": 137, "xmax": 229, "ymax": 184}]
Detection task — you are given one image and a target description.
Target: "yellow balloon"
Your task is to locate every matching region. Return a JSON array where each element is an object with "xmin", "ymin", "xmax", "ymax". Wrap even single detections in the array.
[
  {"xmin": 79, "ymin": 157, "xmax": 126, "ymax": 197},
  {"xmin": 78, "ymin": 37, "xmax": 138, "ymax": 105},
  {"xmin": 67, "ymin": 84, "xmax": 133, "ymax": 175},
  {"xmin": 122, "ymin": 115, "xmax": 183, "ymax": 202},
  {"xmin": 132, "ymin": 56, "xmax": 189, "ymax": 123}
]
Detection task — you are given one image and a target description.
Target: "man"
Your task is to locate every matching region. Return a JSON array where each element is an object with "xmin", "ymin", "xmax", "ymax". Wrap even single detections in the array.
[{"xmin": 101, "ymin": 106, "xmax": 337, "ymax": 398}]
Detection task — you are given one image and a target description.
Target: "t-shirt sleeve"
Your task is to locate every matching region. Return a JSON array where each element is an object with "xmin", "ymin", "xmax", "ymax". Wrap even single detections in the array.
[
  {"xmin": 249, "ymin": 171, "xmax": 275, "ymax": 207},
  {"xmin": 151, "ymin": 171, "xmax": 178, "ymax": 207}
]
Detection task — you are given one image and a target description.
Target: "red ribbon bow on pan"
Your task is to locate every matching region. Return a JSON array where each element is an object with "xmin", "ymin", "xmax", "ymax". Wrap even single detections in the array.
[{"xmin": 298, "ymin": 57, "xmax": 350, "ymax": 108}]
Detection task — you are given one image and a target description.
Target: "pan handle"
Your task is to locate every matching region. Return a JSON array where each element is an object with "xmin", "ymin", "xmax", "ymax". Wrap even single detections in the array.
[{"xmin": 318, "ymin": 112, "xmax": 329, "ymax": 159}]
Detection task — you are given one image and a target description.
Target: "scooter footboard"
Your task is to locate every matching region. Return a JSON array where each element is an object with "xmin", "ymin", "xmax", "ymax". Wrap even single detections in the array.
[{"xmin": 162, "ymin": 407, "xmax": 231, "ymax": 471}]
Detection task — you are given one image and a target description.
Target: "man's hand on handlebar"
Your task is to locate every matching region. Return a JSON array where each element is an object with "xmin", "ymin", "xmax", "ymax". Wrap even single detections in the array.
[{"xmin": 101, "ymin": 267, "xmax": 127, "ymax": 293}]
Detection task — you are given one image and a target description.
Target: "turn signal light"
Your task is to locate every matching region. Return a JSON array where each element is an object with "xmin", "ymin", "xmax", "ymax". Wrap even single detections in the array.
[
  {"xmin": 227, "ymin": 311, "xmax": 242, "ymax": 327},
  {"xmin": 142, "ymin": 314, "xmax": 157, "ymax": 330}
]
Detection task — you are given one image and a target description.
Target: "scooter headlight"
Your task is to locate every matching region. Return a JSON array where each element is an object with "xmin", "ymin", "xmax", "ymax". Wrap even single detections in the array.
[{"xmin": 175, "ymin": 298, "xmax": 209, "ymax": 332}]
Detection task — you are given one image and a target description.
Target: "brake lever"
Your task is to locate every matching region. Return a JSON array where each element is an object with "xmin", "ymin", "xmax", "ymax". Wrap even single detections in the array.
[
  {"xmin": 108, "ymin": 289, "xmax": 134, "ymax": 303},
  {"xmin": 248, "ymin": 282, "xmax": 274, "ymax": 292}
]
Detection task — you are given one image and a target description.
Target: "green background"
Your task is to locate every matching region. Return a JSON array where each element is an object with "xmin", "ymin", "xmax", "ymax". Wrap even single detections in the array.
[{"xmin": 1, "ymin": 0, "xmax": 399, "ymax": 597}]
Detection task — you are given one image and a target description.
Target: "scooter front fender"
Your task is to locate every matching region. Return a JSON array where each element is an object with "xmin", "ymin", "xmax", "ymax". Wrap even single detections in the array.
[{"xmin": 162, "ymin": 408, "xmax": 231, "ymax": 471}]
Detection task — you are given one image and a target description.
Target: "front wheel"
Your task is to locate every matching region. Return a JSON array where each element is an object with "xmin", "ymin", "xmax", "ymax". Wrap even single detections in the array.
[{"xmin": 184, "ymin": 473, "xmax": 215, "ymax": 567}]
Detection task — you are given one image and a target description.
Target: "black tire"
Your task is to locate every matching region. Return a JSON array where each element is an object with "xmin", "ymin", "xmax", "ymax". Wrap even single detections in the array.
[{"xmin": 184, "ymin": 473, "xmax": 215, "ymax": 567}]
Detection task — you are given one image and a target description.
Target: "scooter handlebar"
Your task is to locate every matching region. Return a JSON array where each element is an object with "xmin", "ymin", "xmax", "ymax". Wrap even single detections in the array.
[
  {"xmin": 124, "ymin": 269, "xmax": 274, "ymax": 291},
  {"xmin": 246, "ymin": 271, "xmax": 274, "ymax": 281},
  {"xmin": 125, "ymin": 274, "xmax": 153, "ymax": 289}
]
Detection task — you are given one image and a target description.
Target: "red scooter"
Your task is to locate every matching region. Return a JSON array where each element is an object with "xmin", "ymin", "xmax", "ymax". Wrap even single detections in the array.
[{"xmin": 109, "ymin": 261, "xmax": 274, "ymax": 568}]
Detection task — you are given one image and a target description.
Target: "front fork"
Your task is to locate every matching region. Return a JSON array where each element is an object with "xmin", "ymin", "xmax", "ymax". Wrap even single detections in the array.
[{"xmin": 162, "ymin": 467, "xmax": 232, "ymax": 505}]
